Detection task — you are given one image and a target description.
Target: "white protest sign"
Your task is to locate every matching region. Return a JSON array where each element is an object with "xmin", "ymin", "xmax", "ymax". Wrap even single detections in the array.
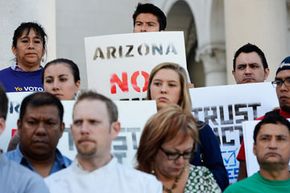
[
  {"xmin": 189, "ymin": 82, "xmax": 279, "ymax": 183},
  {"xmin": 85, "ymin": 32, "xmax": 187, "ymax": 100},
  {"xmin": 242, "ymin": 120, "xmax": 290, "ymax": 176},
  {"xmin": 0, "ymin": 92, "xmax": 32, "ymax": 151},
  {"xmin": 242, "ymin": 120, "xmax": 259, "ymax": 176},
  {"xmin": 2, "ymin": 93, "xmax": 157, "ymax": 167}
]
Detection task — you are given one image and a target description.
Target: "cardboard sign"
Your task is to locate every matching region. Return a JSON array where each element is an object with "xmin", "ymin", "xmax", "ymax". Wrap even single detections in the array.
[
  {"xmin": 85, "ymin": 32, "xmax": 187, "ymax": 100},
  {"xmin": 2, "ymin": 93, "xmax": 157, "ymax": 167},
  {"xmin": 189, "ymin": 82, "xmax": 279, "ymax": 183}
]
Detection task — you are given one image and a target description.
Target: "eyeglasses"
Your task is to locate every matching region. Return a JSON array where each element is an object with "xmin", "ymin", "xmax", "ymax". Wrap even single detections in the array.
[
  {"xmin": 160, "ymin": 147, "xmax": 192, "ymax": 160},
  {"xmin": 271, "ymin": 78, "xmax": 290, "ymax": 88}
]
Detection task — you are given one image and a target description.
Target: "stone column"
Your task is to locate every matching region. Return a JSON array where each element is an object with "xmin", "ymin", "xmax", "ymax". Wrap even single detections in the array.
[
  {"xmin": 196, "ymin": 44, "xmax": 227, "ymax": 86},
  {"xmin": 224, "ymin": 0, "xmax": 288, "ymax": 84},
  {"xmin": 0, "ymin": 0, "xmax": 56, "ymax": 68}
]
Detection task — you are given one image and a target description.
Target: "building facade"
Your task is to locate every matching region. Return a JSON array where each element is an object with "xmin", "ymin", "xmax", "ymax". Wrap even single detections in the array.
[{"xmin": 0, "ymin": 0, "xmax": 289, "ymax": 88}]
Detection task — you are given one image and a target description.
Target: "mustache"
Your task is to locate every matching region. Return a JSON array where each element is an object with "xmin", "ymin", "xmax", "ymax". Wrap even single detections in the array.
[
  {"xmin": 31, "ymin": 138, "xmax": 49, "ymax": 144},
  {"xmin": 77, "ymin": 138, "xmax": 96, "ymax": 144},
  {"xmin": 264, "ymin": 152, "xmax": 281, "ymax": 157}
]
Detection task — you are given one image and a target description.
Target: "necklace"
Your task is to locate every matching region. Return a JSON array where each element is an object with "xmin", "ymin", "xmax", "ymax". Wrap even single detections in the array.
[{"xmin": 162, "ymin": 168, "xmax": 185, "ymax": 193}]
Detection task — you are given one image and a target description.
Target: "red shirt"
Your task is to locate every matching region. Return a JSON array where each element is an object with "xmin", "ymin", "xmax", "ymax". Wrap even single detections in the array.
[{"xmin": 237, "ymin": 109, "xmax": 290, "ymax": 161}]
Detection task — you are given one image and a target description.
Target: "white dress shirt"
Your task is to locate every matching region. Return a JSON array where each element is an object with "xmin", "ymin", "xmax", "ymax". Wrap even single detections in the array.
[{"xmin": 45, "ymin": 157, "xmax": 162, "ymax": 193}]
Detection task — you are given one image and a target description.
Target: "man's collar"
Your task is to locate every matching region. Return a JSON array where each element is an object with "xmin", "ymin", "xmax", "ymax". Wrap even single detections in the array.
[{"xmin": 279, "ymin": 109, "xmax": 290, "ymax": 118}]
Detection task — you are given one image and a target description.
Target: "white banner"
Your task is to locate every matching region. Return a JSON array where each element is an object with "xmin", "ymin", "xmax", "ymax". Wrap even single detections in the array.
[
  {"xmin": 2, "ymin": 93, "xmax": 157, "ymax": 167},
  {"xmin": 189, "ymin": 82, "xmax": 279, "ymax": 183},
  {"xmin": 0, "ymin": 92, "xmax": 32, "ymax": 151},
  {"xmin": 242, "ymin": 120, "xmax": 260, "ymax": 176},
  {"xmin": 85, "ymin": 31, "xmax": 187, "ymax": 100}
]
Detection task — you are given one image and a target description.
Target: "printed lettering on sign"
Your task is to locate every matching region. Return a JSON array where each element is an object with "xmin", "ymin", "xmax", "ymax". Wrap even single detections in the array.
[
  {"xmin": 85, "ymin": 32, "xmax": 188, "ymax": 100},
  {"xmin": 93, "ymin": 43, "xmax": 178, "ymax": 60},
  {"xmin": 14, "ymin": 87, "xmax": 43, "ymax": 92},
  {"xmin": 189, "ymin": 82, "xmax": 279, "ymax": 183},
  {"xmin": 110, "ymin": 71, "xmax": 149, "ymax": 94}
]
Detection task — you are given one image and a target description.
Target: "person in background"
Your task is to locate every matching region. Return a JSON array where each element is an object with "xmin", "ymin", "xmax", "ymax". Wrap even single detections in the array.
[
  {"xmin": 237, "ymin": 56, "xmax": 290, "ymax": 181},
  {"xmin": 133, "ymin": 3, "xmax": 166, "ymax": 32},
  {"xmin": 0, "ymin": 22, "xmax": 47, "ymax": 92},
  {"xmin": 224, "ymin": 111, "xmax": 290, "ymax": 193},
  {"xmin": 43, "ymin": 58, "xmax": 80, "ymax": 100},
  {"xmin": 5, "ymin": 92, "xmax": 71, "ymax": 177},
  {"xmin": 45, "ymin": 91, "xmax": 162, "ymax": 193},
  {"xmin": 232, "ymin": 43, "xmax": 269, "ymax": 84},
  {"xmin": 0, "ymin": 86, "xmax": 50, "ymax": 193},
  {"xmin": 147, "ymin": 62, "xmax": 229, "ymax": 190},
  {"xmin": 7, "ymin": 58, "xmax": 81, "ymax": 151},
  {"xmin": 136, "ymin": 104, "xmax": 221, "ymax": 193},
  {"xmin": 233, "ymin": 43, "xmax": 269, "ymax": 180}
]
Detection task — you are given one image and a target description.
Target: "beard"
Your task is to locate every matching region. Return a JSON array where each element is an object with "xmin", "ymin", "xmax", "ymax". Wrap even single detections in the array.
[
  {"xmin": 76, "ymin": 141, "xmax": 97, "ymax": 158},
  {"xmin": 257, "ymin": 155, "xmax": 286, "ymax": 172},
  {"xmin": 259, "ymin": 160, "xmax": 285, "ymax": 171},
  {"xmin": 280, "ymin": 103, "xmax": 290, "ymax": 113}
]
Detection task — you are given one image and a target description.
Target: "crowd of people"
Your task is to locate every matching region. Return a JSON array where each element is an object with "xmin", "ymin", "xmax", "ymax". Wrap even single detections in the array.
[{"xmin": 0, "ymin": 2, "xmax": 289, "ymax": 193}]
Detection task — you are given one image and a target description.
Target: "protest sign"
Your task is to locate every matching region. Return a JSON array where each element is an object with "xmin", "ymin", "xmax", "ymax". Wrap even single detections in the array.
[
  {"xmin": 85, "ymin": 32, "xmax": 187, "ymax": 100},
  {"xmin": 189, "ymin": 82, "xmax": 279, "ymax": 183},
  {"xmin": 0, "ymin": 92, "xmax": 32, "ymax": 151}
]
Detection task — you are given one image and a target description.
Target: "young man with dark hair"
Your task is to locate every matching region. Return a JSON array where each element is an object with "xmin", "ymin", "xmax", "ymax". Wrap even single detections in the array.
[
  {"xmin": 234, "ymin": 43, "xmax": 270, "ymax": 180},
  {"xmin": 225, "ymin": 111, "xmax": 290, "ymax": 192},
  {"xmin": 232, "ymin": 43, "xmax": 269, "ymax": 84},
  {"xmin": 133, "ymin": 3, "xmax": 167, "ymax": 32},
  {"xmin": 0, "ymin": 86, "xmax": 49, "ymax": 193}
]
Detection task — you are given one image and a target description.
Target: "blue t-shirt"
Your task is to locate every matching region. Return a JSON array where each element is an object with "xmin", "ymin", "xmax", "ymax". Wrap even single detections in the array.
[
  {"xmin": 0, "ymin": 154, "xmax": 49, "ymax": 193},
  {"xmin": 0, "ymin": 66, "xmax": 43, "ymax": 92}
]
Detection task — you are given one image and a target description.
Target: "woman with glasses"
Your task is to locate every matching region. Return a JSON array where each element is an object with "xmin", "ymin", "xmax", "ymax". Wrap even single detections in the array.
[
  {"xmin": 146, "ymin": 62, "xmax": 229, "ymax": 191},
  {"xmin": 136, "ymin": 105, "xmax": 221, "ymax": 193}
]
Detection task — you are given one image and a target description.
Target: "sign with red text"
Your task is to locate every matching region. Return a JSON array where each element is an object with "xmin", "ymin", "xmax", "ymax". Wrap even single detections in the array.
[
  {"xmin": 85, "ymin": 32, "xmax": 187, "ymax": 100},
  {"xmin": 189, "ymin": 82, "xmax": 279, "ymax": 183},
  {"xmin": 1, "ymin": 93, "xmax": 157, "ymax": 167}
]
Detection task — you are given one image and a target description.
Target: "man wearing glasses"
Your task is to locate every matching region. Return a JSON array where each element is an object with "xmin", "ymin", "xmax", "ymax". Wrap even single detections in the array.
[
  {"xmin": 238, "ymin": 56, "xmax": 290, "ymax": 180},
  {"xmin": 272, "ymin": 56, "xmax": 290, "ymax": 117}
]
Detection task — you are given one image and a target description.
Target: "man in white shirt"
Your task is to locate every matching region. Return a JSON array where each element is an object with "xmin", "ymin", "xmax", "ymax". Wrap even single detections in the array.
[{"xmin": 45, "ymin": 91, "xmax": 162, "ymax": 193}]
